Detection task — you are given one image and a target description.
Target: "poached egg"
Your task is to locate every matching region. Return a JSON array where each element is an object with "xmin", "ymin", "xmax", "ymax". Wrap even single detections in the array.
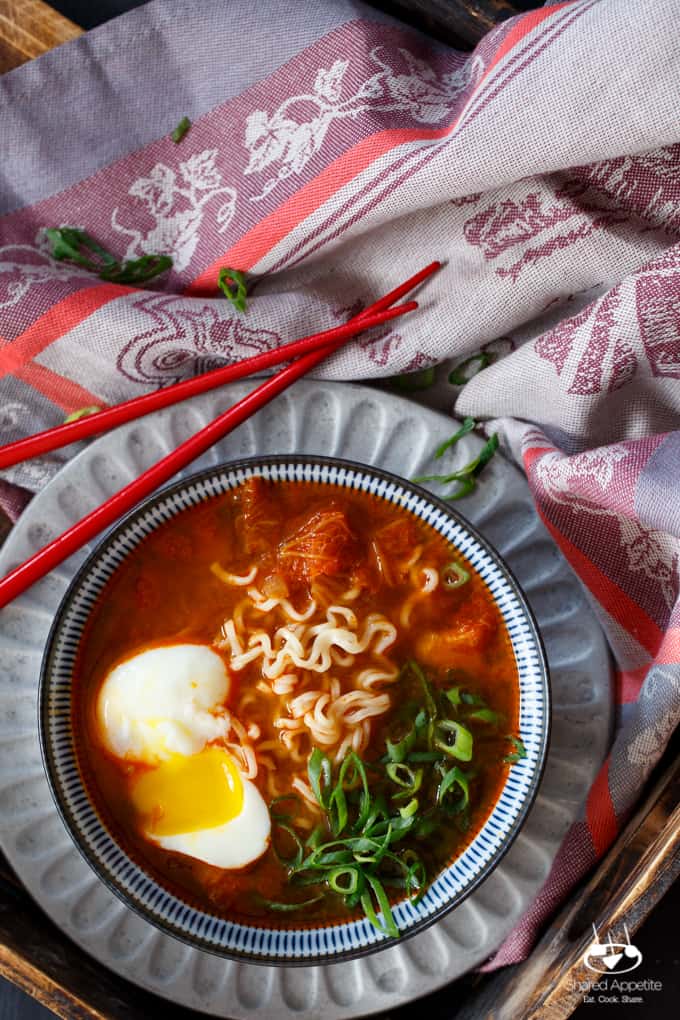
[{"xmin": 96, "ymin": 643, "xmax": 270, "ymax": 869}]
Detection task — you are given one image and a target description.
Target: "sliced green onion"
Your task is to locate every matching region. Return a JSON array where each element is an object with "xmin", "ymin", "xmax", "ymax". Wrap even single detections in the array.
[
  {"xmin": 218, "ymin": 267, "xmax": 248, "ymax": 312},
  {"xmin": 269, "ymin": 793, "xmax": 303, "ymax": 820},
  {"xmin": 434, "ymin": 720, "xmax": 474, "ymax": 762},
  {"xmin": 445, "ymin": 686, "xmax": 462, "ymax": 708},
  {"xmin": 417, "ymin": 433, "xmax": 499, "ymax": 501},
  {"xmin": 449, "ymin": 352, "xmax": 492, "ymax": 385},
  {"xmin": 385, "ymin": 725, "xmax": 416, "ymax": 764},
  {"xmin": 338, "ymin": 752, "xmax": 371, "ymax": 832},
  {"xmin": 256, "ymin": 894, "xmax": 324, "ymax": 912},
  {"xmin": 441, "ymin": 562, "xmax": 470, "ymax": 589},
  {"xmin": 468, "ymin": 708, "xmax": 505, "ymax": 725},
  {"xmin": 438, "ymin": 766, "xmax": 469, "ymax": 811},
  {"xmin": 306, "ymin": 825, "xmax": 325, "ymax": 850},
  {"xmin": 402, "ymin": 851, "xmax": 427, "ymax": 904},
  {"xmin": 385, "ymin": 763, "xmax": 422, "ymax": 794},
  {"xmin": 328, "ymin": 783, "xmax": 348, "ymax": 837},
  {"xmin": 413, "ymin": 814, "xmax": 438, "ymax": 839},
  {"xmin": 399, "ymin": 797, "xmax": 419, "ymax": 820},
  {"xmin": 328, "ymin": 866, "xmax": 360, "ymax": 895},
  {"xmin": 45, "ymin": 227, "xmax": 171, "ymax": 284},
  {"xmin": 435, "ymin": 417, "xmax": 476, "ymax": 458},
  {"xmin": 271, "ymin": 821, "xmax": 304, "ymax": 869},
  {"xmin": 412, "ymin": 663, "xmax": 436, "ymax": 725},
  {"xmin": 63, "ymin": 405, "xmax": 103, "ymax": 424},
  {"xmin": 171, "ymin": 115, "xmax": 191, "ymax": 143},
  {"xmin": 46, "ymin": 227, "xmax": 117, "ymax": 271},
  {"xmin": 308, "ymin": 748, "xmax": 332, "ymax": 809},
  {"xmin": 406, "ymin": 750, "xmax": 443, "ymax": 763},
  {"xmin": 444, "ymin": 476, "xmax": 477, "ymax": 501},
  {"xmin": 503, "ymin": 735, "xmax": 527, "ymax": 764},
  {"xmin": 100, "ymin": 253, "xmax": 172, "ymax": 284},
  {"xmin": 361, "ymin": 875, "xmax": 399, "ymax": 938},
  {"xmin": 461, "ymin": 690, "xmax": 485, "ymax": 706},
  {"xmin": 391, "ymin": 367, "xmax": 436, "ymax": 391}
]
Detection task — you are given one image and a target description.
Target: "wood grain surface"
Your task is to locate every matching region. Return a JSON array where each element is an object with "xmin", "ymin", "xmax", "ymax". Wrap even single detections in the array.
[
  {"xmin": 366, "ymin": 0, "xmax": 521, "ymax": 46},
  {"xmin": 0, "ymin": 0, "xmax": 80, "ymax": 72},
  {"xmin": 454, "ymin": 743, "xmax": 680, "ymax": 1020}
]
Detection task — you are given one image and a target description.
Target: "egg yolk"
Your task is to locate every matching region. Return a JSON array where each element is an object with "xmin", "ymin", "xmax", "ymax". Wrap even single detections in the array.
[{"xmin": 130, "ymin": 746, "xmax": 244, "ymax": 836}]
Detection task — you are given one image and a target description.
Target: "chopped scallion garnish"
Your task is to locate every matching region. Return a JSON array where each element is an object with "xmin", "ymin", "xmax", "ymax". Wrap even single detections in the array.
[
  {"xmin": 441, "ymin": 562, "xmax": 470, "ymax": 589},
  {"xmin": 414, "ymin": 432, "xmax": 499, "ymax": 501},
  {"xmin": 435, "ymin": 417, "xmax": 476, "ymax": 458},
  {"xmin": 270, "ymin": 661, "xmax": 510, "ymax": 938},
  {"xmin": 45, "ymin": 227, "xmax": 172, "ymax": 285},
  {"xmin": 171, "ymin": 115, "xmax": 191, "ymax": 143},
  {"xmin": 218, "ymin": 267, "xmax": 248, "ymax": 312},
  {"xmin": 449, "ymin": 352, "xmax": 492, "ymax": 385},
  {"xmin": 503, "ymin": 735, "xmax": 527, "ymax": 764},
  {"xmin": 63, "ymin": 405, "xmax": 103, "ymax": 424},
  {"xmin": 391, "ymin": 367, "xmax": 436, "ymax": 391}
]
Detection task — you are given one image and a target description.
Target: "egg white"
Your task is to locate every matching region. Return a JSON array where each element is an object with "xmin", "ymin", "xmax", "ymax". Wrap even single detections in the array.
[{"xmin": 97, "ymin": 643, "xmax": 230, "ymax": 763}]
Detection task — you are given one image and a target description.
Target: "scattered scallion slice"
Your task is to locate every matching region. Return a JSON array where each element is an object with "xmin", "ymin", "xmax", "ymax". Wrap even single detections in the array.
[
  {"xmin": 45, "ymin": 227, "xmax": 172, "ymax": 285},
  {"xmin": 63, "ymin": 405, "xmax": 103, "ymax": 424},
  {"xmin": 256, "ymin": 894, "xmax": 324, "ymax": 912},
  {"xmin": 413, "ymin": 426, "xmax": 499, "ymax": 502},
  {"xmin": 468, "ymin": 707, "xmax": 505, "ymax": 725},
  {"xmin": 434, "ymin": 720, "xmax": 474, "ymax": 761},
  {"xmin": 391, "ymin": 367, "xmax": 436, "ymax": 391},
  {"xmin": 308, "ymin": 747, "xmax": 332, "ymax": 809},
  {"xmin": 503, "ymin": 735, "xmax": 527, "ymax": 764},
  {"xmin": 218, "ymin": 267, "xmax": 248, "ymax": 312},
  {"xmin": 441, "ymin": 561, "xmax": 470, "ymax": 589},
  {"xmin": 100, "ymin": 254, "xmax": 173, "ymax": 285},
  {"xmin": 45, "ymin": 227, "xmax": 117, "ymax": 272},
  {"xmin": 438, "ymin": 765, "xmax": 469, "ymax": 811},
  {"xmin": 434, "ymin": 417, "xmax": 476, "ymax": 458},
  {"xmin": 449, "ymin": 352, "xmax": 492, "ymax": 385},
  {"xmin": 171, "ymin": 115, "xmax": 191, "ymax": 143}
]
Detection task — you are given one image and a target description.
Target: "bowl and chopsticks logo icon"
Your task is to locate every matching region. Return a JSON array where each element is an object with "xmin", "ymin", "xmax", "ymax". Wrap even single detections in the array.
[{"xmin": 583, "ymin": 923, "xmax": 643, "ymax": 974}]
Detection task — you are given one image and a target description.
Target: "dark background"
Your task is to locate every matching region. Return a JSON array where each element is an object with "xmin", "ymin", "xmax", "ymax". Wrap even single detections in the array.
[{"xmin": 1, "ymin": 1, "xmax": 677, "ymax": 1017}]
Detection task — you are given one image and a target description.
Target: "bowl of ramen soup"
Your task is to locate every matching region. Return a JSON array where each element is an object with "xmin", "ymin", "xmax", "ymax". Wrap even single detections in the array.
[{"xmin": 40, "ymin": 456, "xmax": 549, "ymax": 963}]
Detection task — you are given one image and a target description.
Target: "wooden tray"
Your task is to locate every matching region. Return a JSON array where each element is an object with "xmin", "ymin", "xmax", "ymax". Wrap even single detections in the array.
[{"xmin": 0, "ymin": 2, "xmax": 679, "ymax": 1018}]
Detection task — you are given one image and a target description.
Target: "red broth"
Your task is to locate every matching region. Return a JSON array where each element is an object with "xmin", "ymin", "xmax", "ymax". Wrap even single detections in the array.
[{"xmin": 73, "ymin": 479, "xmax": 519, "ymax": 926}]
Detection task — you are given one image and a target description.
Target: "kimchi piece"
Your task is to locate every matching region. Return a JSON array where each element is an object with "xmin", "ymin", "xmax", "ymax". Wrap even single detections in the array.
[
  {"xmin": 278, "ymin": 506, "xmax": 360, "ymax": 582},
  {"xmin": 238, "ymin": 477, "xmax": 280, "ymax": 555},
  {"xmin": 416, "ymin": 593, "xmax": 497, "ymax": 668}
]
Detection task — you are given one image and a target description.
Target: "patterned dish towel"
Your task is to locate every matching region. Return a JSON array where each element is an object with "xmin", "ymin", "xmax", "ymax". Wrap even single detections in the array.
[{"xmin": 1, "ymin": 0, "xmax": 679, "ymax": 968}]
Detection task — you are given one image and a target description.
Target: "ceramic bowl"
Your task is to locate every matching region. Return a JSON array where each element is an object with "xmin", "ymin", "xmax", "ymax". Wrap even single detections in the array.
[{"xmin": 39, "ymin": 455, "xmax": 549, "ymax": 964}]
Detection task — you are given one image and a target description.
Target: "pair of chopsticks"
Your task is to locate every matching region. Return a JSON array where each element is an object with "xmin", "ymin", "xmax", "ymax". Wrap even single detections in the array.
[{"xmin": 0, "ymin": 260, "xmax": 440, "ymax": 610}]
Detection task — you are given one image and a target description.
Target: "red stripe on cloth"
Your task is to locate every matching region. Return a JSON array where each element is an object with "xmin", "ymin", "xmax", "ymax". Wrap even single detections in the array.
[
  {"xmin": 186, "ymin": 124, "xmax": 451, "ymax": 294},
  {"xmin": 586, "ymin": 757, "xmax": 619, "ymax": 858},
  {"xmin": 12, "ymin": 362, "xmax": 101, "ymax": 414},
  {"xmin": 616, "ymin": 665, "xmax": 649, "ymax": 704},
  {"xmin": 187, "ymin": 3, "xmax": 580, "ymax": 292},
  {"xmin": 537, "ymin": 510, "xmax": 662, "ymax": 655},
  {"xmin": 523, "ymin": 446, "xmax": 554, "ymax": 466},
  {"xmin": 484, "ymin": 1, "xmax": 576, "ymax": 77},
  {"xmin": 0, "ymin": 283, "xmax": 134, "ymax": 380},
  {"xmin": 656, "ymin": 627, "xmax": 680, "ymax": 663}
]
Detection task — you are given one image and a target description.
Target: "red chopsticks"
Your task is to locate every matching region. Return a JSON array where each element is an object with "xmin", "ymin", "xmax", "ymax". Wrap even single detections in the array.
[
  {"xmin": 0, "ymin": 260, "xmax": 440, "ymax": 610},
  {"xmin": 0, "ymin": 302, "xmax": 410, "ymax": 470}
]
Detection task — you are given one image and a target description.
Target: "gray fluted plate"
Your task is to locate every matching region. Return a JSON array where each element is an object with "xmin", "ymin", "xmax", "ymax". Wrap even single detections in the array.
[{"xmin": 0, "ymin": 381, "xmax": 611, "ymax": 1018}]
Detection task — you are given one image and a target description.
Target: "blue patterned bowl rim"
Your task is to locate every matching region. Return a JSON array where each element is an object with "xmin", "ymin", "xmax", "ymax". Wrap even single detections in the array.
[{"xmin": 39, "ymin": 455, "xmax": 550, "ymax": 965}]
